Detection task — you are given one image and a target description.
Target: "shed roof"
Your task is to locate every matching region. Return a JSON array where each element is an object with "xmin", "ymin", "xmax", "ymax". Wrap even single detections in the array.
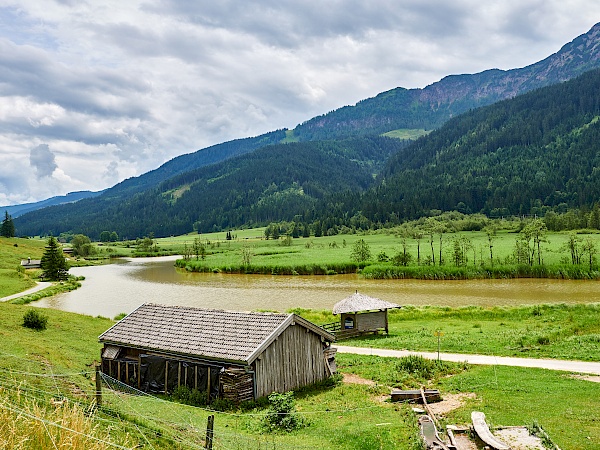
[
  {"xmin": 99, "ymin": 303, "xmax": 334, "ymax": 365},
  {"xmin": 333, "ymin": 292, "xmax": 401, "ymax": 315}
]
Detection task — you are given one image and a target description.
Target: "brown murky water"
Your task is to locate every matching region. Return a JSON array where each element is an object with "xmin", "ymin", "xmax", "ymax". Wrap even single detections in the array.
[{"xmin": 35, "ymin": 256, "xmax": 600, "ymax": 318}]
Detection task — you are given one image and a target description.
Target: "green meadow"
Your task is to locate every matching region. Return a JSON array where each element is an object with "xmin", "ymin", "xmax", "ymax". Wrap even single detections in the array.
[
  {"xmin": 296, "ymin": 303, "xmax": 600, "ymax": 361},
  {"xmin": 137, "ymin": 227, "xmax": 600, "ymax": 279},
  {"xmin": 0, "ymin": 237, "xmax": 45, "ymax": 297},
  {"xmin": 1, "ymin": 300, "xmax": 598, "ymax": 449}
]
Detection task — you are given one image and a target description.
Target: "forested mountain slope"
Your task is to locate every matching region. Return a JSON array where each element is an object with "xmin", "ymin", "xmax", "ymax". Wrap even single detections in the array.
[
  {"xmin": 349, "ymin": 68, "xmax": 600, "ymax": 222},
  {"xmin": 292, "ymin": 22, "xmax": 600, "ymax": 141},
  {"xmin": 100, "ymin": 129, "xmax": 287, "ymax": 199},
  {"xmin": 1, "ymin": 191, "xmax": 102, "ymax": 218},
  {"xmin": 15, "ymin": 137, "xmax": 405, "ymax": 238}
]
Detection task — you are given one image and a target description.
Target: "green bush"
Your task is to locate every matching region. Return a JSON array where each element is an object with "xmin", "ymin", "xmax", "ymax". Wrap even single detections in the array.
[
  {"xmin": 263, "ymin": 391, "xmax": 305, "ymax": 432},
  {"xmin": 171, "ymin": 385, "xmax": 209, "ymax": 407},
  {"xmin": 22, "ymin": 309, "xmax": 48, "ymax": 331}
]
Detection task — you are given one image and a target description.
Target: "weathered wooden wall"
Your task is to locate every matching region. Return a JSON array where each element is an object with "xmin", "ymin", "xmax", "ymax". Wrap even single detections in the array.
[
  {"xmin": 356, "ymin": 310, "xmax": 386, "ymax": 331},
  {"xmin": 341, "ymin": 311, "xmax": 386, "ymax": 332},
  {"xmin": 253, "ymin": 324, "xmax": 328, "ymax": 398}
]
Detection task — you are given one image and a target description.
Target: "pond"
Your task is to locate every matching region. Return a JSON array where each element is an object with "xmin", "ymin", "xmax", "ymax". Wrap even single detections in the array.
[{"xmin": 35, "ymin": 256, "xmax": 600, "ymax": 318}]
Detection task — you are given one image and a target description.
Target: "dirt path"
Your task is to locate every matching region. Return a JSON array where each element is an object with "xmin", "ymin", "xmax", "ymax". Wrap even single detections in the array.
[
  {"xmin": 335, "ymin": 345, "xmax": 600, "ymax": 376},
  {"xmin": 0, "ymin": 282, "xmax": 52, "ymax": 302}
]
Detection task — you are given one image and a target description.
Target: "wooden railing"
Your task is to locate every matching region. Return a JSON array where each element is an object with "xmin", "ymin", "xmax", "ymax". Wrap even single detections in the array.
[{"xmin": 321, "ymin": 321, "xmax": 341, "ymax": 332}]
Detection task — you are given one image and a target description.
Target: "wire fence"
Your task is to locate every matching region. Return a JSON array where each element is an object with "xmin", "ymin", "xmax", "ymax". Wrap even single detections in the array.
[{"xmin": 0, "ymin": 351, "xmax": 501, "ymax": 449}]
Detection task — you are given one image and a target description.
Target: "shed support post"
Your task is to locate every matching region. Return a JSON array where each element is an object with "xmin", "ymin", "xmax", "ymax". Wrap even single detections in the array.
[
  {"xmin": 195, "ymin": 366, "xmax": 198, "ymax": 390},
  {"xmin": 165, "ymin": 361, "xmax": 168, "ymax": 395},
  {"xmin": 385, "ymin": 310, "xmax": 389, "ymax": 334},
  {"xmin": 207, "ymin": 367, "xmax": 211, "ymax": 403},
  {"xmin": 178, "ymin": 362, "xmax": 181, "ymax": 388},
  {"xmin": 138, "ymin": 356, "xmax": 141, "ymax": 389}
]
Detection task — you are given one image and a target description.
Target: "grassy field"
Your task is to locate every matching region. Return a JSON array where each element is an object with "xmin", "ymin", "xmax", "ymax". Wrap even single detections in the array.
[
  {"xmin": 294, "ymin": 303, "xmax": 600, "ymax": 361},
  {"xmin": 342, "ymin": 353, "xmax": 600, "ymax": 450},
  {"xmin": 382, "ymin": 129, "xmax": 431, "ymax": 140},
  {"xmin": 0, "ymin": 237, "xmax": 46, "ymax": 297},
  {"xmin": 1, "ymin": 300, "xmax": 599, "ymax": 448},
  {"xmin": 137, "ymin": 227, "xmax": 600, "ymax": 278},
  {"xmin": 0, "ymin": 301, "xmax": 422, "ymax": 449}
]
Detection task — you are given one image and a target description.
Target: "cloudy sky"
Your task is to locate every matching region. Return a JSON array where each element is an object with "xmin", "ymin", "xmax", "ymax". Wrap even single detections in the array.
[{"xmin": 1, "ymin": 1, "xmax": 599, "ymax": 206}]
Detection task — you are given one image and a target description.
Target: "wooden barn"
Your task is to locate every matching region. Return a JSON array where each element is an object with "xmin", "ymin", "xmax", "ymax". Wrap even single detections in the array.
[
  {"xmin": 323, "ymin": 292, "xmax": 400, "ymax": 339},
  {"xmin": 98, "ymin": 303, "xmax": 336, "ymax": 403}
]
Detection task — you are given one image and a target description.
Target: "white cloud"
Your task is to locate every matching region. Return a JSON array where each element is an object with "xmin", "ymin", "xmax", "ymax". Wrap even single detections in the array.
[{"xmin": 1, "ymin": 0, "xmax": 600, "ymax": 204}]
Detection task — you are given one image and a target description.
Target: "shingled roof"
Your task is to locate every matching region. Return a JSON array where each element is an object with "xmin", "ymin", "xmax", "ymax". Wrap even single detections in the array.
[
  {"xmin": 333, "ymin": 292, "xmax": 400, "ymax": 315},
  {"xmin": 99, "ymin": 303, "xmax": 334, "ymax": 364}
]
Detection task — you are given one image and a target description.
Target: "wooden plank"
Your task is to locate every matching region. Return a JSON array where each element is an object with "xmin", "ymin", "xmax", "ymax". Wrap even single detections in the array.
[
  {"xmin": 206, "ymin": 367, "xmax": 211, "ymax": 403},
  {"xmin": 471, "ymin": 411, "xmax": 511, "ymax": 450},
  {"xmin": 419, "ymin": 415, "xmax": 451, "ymax": 450},
  {"xmin": 164, "ymin": 361, "xmax": 168, "ymax": 395}
]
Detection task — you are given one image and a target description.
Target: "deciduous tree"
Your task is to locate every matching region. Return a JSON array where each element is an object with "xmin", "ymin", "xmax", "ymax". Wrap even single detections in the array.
[{"xmin": 350, "ymin": 239, "xmax": 371, "ymax": 263}]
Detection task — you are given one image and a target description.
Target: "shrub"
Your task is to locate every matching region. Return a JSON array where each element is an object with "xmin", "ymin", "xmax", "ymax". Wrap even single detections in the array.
[
  {"xmin": 171, "ymin": 386, "xmax": 209, "ymax": 407},
  {"xmin": 263, "ymin": 391, "xmax": 305, "ymax": 432},
  {"xmin": 22, "ymin": 309, "xmax": 48, "ymax": 331},
  {"xmin": 209, "ymin": 398, "xmax": 234, "ymax": 411}
]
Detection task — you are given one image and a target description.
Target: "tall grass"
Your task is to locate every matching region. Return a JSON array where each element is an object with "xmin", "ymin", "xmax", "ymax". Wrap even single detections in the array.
[
  {"xmin": 0, "ymin": 390, "xmax": 135, "ymax": 450},
  {"xmin": 176, "ymin": 259, "xmax": 361, "ymax": 275},
  {"xmin": 361, "ymin": 263, "xmax": 600, "ymax": 280},
  {"xmin": 342, "ymin": 303, "xmax": 600, "ymax": 361}
]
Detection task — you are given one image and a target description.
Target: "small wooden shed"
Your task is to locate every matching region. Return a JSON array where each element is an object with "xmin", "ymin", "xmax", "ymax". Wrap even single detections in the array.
[
  {"xmin": 98, "ymin": 303, "xmax": 336, "ymax": 403},
  {"xmin": 327, "ymin": 292, "xmax": 400, "ymax": 338}
]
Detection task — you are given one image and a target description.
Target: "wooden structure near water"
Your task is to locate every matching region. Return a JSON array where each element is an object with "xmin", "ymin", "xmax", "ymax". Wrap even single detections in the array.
[
  {"xmin": 322, "ymin": 292, "xmax": 401, "ymax": 339},
  {"xmin": 99, "ymin": 303, "xmax": 336, "ymax": 402}
]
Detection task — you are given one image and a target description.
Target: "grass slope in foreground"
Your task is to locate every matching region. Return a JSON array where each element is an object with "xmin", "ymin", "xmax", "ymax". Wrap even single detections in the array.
[
  {"xmin": 0, "ymin": 302, "xmax": 418, "ymax": 449},
  {"xmin": 1, "ymin": 301, "xmax": 599, "ymax": 449}
]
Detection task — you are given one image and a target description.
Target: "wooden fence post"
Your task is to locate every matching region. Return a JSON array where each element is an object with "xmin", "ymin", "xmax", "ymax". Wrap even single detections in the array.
[
  {"xmin": 95, "ymin": 364, "xmax": 102, "ymax": 407},
  {"xmin": 205, "ymin": 414, "xmax": 214, "ymax": 450}
]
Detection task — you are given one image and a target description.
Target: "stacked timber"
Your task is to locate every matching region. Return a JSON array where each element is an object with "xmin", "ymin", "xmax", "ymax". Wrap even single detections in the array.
[
  {"xmin": 220, "ymin": 367, "xmax": 254, "ymax": 403},
  {"xmin": 324, "ymin": 347, "xmax": 337, "ymax": 374}
]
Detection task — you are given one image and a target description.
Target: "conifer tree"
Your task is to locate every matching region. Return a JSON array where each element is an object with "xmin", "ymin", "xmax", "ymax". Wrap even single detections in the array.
[
  {"xmin": 1, "ymin": 211, "xmax": 15, "ymax": 237},
  {"xmin": 41, "ymin": 236, "xmax": 69, "ymax": 280}
]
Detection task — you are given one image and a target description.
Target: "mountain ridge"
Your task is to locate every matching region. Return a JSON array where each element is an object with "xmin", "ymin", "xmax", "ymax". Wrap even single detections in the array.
[
  {"xmin": 293, "ymin": 22, "xmax": 600, "ymax": 140},
  {"xmin": 12, "ymin": 23, "xmax": 600, "ymax": 237}
]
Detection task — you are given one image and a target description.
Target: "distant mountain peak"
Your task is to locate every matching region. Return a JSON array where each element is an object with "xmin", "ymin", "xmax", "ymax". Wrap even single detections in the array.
[{"xmin": 294, "ymin": 22, "xmax": 600, "ymax": 139}]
